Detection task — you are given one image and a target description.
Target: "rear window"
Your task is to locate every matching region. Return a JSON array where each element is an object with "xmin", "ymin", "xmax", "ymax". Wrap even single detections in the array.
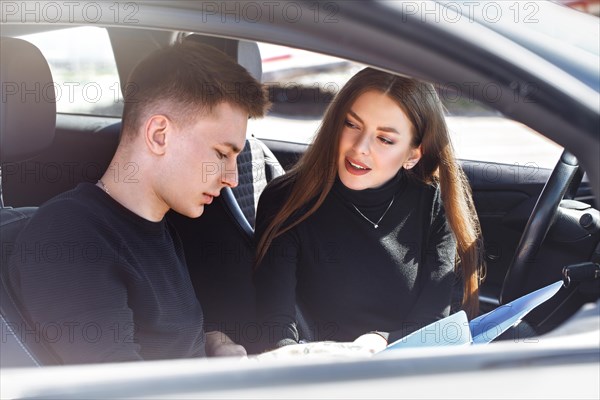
[{"xmin": 19, "ymin": 26, "xmax": 123, "ymax": 117}]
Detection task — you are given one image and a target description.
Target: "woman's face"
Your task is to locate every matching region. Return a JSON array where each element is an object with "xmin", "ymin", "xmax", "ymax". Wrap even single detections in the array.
[{"xmin": 337, "ymin": 90, "xmax": 422, "ymax": 190}]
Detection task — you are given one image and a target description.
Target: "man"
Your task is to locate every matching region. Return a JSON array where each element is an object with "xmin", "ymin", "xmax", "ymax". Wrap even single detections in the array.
[{"xmin": 8, "ymin": 40, "xmax": 270, "ymax": 364}]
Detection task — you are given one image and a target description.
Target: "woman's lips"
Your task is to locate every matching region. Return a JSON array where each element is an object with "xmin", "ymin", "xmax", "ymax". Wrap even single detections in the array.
[{"xmin": 345, "ymin": 157, "xmax": 371, "ymax": 176}]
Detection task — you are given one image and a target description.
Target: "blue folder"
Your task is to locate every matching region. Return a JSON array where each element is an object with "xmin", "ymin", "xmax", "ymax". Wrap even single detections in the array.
[
  {"xmin": 384, "ymin": 310, "xmax": 471, "ymax": 351},
  {"xmin": 469, "ymin": 280, "xmax": 563, "ymax": 344},
  {"xmin": 382, "ymin": 280, "xmax": 563, "ymax": 352}
]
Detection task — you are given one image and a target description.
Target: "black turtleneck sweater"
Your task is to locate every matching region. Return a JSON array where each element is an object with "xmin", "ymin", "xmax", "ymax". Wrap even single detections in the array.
[
  {"xmin": 254, "ymin": 173, "xmax": 456, "ymax": 350},
  {"xmin": 7, "ymin": 183, "xmax": 206, "ymax": 364}
]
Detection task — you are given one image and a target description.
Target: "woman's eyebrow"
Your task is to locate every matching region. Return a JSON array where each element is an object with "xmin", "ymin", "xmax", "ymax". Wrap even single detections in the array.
[
  {"xmin": 348, "ymin": 110, "xmax": 364, "ymax": 124},
  {"xmin": 348, "ymin": 109, "xmax": 400, "ymax": 134}
]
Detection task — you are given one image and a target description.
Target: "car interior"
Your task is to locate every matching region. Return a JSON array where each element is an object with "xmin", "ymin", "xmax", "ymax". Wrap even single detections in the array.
[{"xmin": 1, "ymin": 25, "xmax": 599, "ymax": 368}]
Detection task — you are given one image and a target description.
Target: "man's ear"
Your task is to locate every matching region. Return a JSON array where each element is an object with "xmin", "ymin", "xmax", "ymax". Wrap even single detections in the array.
[
  {"xmin": 143, "ymin": 115, "xmax": 170, "ymax": 156},
  {"xmin": 403, "ymin": 145, "xmax": 422, "ymax": 170}
]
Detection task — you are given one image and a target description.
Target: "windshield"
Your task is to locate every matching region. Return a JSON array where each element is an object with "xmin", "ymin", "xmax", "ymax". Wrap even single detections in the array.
[{"xmin": 436, "ymin": 0, "xmax": 600, "ymax": 90}]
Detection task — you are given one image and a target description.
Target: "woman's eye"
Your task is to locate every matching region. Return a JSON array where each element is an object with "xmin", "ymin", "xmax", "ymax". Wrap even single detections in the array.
[
  {"xmin": 378, "ymin": 136, "xmax": 394, "ymax": 145},
  {"xmin": 344, "ymin": 119, "xmax": 359, "ymax": 129}
]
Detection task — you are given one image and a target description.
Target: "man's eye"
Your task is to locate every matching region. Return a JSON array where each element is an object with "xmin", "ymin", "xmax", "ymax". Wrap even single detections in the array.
[{"xmin": 216, "ymin": 151, "xmax": 227, "ymax": 160}]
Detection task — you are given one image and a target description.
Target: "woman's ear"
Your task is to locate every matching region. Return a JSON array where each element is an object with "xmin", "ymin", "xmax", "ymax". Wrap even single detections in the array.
[
  {"xmin": 144, "ymin": 115, "xmax": 169, "ymax": 156},
  {"xmin": 403, "ymin": 145, "xmax": 422, "ymax": 170}
]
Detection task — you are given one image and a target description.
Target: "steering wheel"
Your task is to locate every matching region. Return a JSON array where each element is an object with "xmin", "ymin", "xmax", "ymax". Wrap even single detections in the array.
[{"xmin": 500, "ymin": 150, "xmax": 581, "ymax": 304}]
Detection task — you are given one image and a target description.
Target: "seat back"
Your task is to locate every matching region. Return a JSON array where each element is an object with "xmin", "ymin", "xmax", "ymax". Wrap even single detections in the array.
[
  {"xmin": 0, "ymin": 37, "xmax": 60, "ymax": 367},
  {"xmin": 232, "ymin": 137, "xmax": 285, "ymax": 228},
  {"xmin": 1, "ymin": 208, "xmax": 62, "ymax": 367}
]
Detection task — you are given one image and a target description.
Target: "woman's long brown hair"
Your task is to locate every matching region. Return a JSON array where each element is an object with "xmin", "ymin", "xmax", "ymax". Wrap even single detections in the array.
[{"xmin": 255, "ymin": 68, "xmax": 485, "ymax": 317}]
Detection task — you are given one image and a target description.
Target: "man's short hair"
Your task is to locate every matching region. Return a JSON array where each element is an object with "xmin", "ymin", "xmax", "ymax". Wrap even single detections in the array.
[{"xmin": 121, "ymin": 40, "xmax": 270, "ymax": 141}]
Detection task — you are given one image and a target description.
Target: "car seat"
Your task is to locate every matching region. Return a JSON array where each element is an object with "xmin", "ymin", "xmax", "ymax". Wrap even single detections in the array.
[{"xmin": 0, "ymin": 37, "xmax": 63, "ymax": 367}]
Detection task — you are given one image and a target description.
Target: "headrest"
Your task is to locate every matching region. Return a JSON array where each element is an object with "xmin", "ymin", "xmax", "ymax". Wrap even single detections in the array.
[
  {"xmin": 184, "ymin": 35, "xmax": 262, "ymax": 82},
  {"xmin": 0, "ymin": 37, "xmax": 56, "ymax": 163}
]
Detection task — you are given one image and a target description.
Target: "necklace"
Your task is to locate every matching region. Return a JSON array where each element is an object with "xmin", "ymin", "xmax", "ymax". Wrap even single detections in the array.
[
  {"xmin": 351, "ymin": 195, "xmax": 395, "ymax": 229},
  {"xmin": 97, "ymin": 179, "xmax": 110, "ymax": 195}
]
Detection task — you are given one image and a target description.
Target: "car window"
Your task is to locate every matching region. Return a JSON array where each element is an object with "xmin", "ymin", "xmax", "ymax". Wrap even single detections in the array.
[
  {"xmin": 439, "ymin": 87, "xmax": 564, "ymax": 169},
  {"xmin": 18, "ymin": 26, "xmax": 123, "ymax": 117},
  {"xmin": 249, "ymin": 43, "xmax": 366, "ymax": 144},
  {"xmin": 249, "ymin": 43, "xmax": 563, "ymax": 169}
]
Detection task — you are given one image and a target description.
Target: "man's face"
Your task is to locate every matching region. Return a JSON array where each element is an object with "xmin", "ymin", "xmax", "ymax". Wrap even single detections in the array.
[{"xmin": 161, "ymin": 102, "xmax": 247, "ymax": 218}]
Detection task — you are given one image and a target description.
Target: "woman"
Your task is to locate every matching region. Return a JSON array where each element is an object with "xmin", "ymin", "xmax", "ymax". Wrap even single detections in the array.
[{"xmin": 253, "ymin": 68, "xmax": 484, "ymax": 352}]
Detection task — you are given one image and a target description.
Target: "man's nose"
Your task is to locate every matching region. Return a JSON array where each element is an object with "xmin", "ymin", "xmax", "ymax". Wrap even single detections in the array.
[{"xmin": 222, "ymin": 160, "xmax": 238, "ymax": 188}]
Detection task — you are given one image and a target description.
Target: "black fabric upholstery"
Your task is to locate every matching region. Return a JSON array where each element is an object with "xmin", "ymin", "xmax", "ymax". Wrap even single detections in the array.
[
  {"xmin": 256, "ymin": 136, "xmax": 286, "ymax": 182},
  {"xmin": 0, "ymin": 37, "xmax": 55, "ymax": 163},
  {"xmin": 0, "ymin": 208, "xmax": 40, "ymax": 368},
  {"xmin": 0, "ymin": 208, "xmax": 62, "ymax": 367},
  {"xmin": 222, "ymin": 186, "xmax": 254, "ymax": 240},
  {"xmin": 232, "ymin": 139, "xmax": 263, "ymax": 227},
  {"xmin": 233, "ymin": 140, "xmax": 260, "ymax": 227},
  {"xmin": 232, "ymin": 137, "xmax": 285, "ymax": 228}
]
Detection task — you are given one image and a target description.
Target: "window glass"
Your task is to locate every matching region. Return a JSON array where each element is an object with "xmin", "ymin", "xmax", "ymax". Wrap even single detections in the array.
[
  {"xmin": 19, "ymin": 26, "xmax": 123, "ymax": 117},
  {"xmin": 249, "ymin": 43, "xmax": 563, "ymax": 169}
]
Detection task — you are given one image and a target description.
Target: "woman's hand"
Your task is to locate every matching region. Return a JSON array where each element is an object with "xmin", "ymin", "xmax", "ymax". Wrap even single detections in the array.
[
  {"xmin": 352, "ymin": 332, "xmax": 388, "ymax": 353},
  {"xmin": 205, "ymin": 331, "xmax": 247, "ymax": 357}
]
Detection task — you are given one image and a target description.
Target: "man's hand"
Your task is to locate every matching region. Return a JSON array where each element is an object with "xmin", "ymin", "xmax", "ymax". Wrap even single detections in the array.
[{"xmin": 205, "ymin": 331, "xmax": 247, "ymax": 357}]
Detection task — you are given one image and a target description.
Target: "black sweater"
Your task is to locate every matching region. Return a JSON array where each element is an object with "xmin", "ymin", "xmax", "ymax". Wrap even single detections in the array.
[
  {"xmin": 254, "ymin": 173, "xmax": 456, "ymax": 350},
  {"xmin": 8, "ymin": 183, "xmax": 205, "ymax": 364}
]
